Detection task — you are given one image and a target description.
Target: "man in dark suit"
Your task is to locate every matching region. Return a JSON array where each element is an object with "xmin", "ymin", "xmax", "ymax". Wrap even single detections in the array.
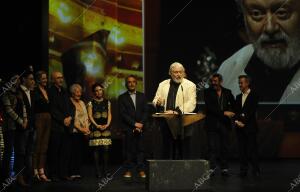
[
  {"xmin": 48, "ymin": 71, "xmax": 73, "ymax": 181},
  {"xmin": 234, "ymin": 75, "xmax": 260, "ymax": 177},
  {"xmin": 15, "ymin": 70, "xmax": 35, "ymax": 186},
  {"xmin": 204, "ymin": 73, "xmax": 235, "ymax": 176},
  {"xmin": 118, "ymin": 75, "xmax": 148, "ymax": 179}
]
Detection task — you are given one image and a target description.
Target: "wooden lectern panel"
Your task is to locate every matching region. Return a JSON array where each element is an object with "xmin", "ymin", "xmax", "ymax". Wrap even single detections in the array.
[{"xmin": 152, "ymin": 113, "xmax": 206, "ymax": 139}]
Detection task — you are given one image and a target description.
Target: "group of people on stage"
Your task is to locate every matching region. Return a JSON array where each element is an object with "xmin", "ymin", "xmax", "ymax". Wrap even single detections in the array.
[
  {"xmin": 0, "ymin": 70, "xmax": 148, "ymax": 187},
  {"xmin": 153, "ymin": 62, "xmax": 260, "ymax": 178},
  {"xmin": 0, "ymin": 61, "xmax": 260, "ymax": 188},
  {"xmin": 2, "ymin": 0, "xmax": 300, "ymax": 188},
  {"xmin": 204, "ymin": 73, "xmax": 260, "ymax": 177}
]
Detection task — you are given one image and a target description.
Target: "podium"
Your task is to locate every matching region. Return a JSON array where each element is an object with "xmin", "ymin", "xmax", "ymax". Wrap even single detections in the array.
[{"xmin": 152, "ymin": 112, "xmax": 205, "ymax": 139}]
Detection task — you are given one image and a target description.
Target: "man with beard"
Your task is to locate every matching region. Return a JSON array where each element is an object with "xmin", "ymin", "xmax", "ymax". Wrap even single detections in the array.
[
  {"xmin": 204, "ymin": 73, "xmax": 235, "ymax": 176},
  {"xmin": 153, "ymin": 62, "xmax": 196, "ymax": 159},
  {"xmin": 218, "ymin": 0, "xmax": 300, "ymax": 103}
]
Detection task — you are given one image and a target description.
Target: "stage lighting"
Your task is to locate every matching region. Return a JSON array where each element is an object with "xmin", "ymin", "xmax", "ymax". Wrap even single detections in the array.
[
  {"xmin": 57, "ymin": 2, "xmax": 72, "ymax": 23},
  {"xmin": 109, "ymin": 26, "xmax": 125, "ymax": 45}
]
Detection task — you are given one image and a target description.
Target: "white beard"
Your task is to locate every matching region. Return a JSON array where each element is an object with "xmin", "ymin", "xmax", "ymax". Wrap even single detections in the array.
[
  {"xmin": 172, "ymin": 77, "xmax": 183, "ymax": 84},
  {"xmin": 249, "ymin": 30, "xmax": 300, "ymax": 69}
]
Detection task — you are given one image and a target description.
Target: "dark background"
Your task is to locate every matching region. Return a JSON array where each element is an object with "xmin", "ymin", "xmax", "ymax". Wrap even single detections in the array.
[
  {"xmin": 157, "ymin": 0, "xmax": 244, "ymax": 82},
  {"xmin": 0, "ymin": 1, "xmax": 47, "ymax": 80}
]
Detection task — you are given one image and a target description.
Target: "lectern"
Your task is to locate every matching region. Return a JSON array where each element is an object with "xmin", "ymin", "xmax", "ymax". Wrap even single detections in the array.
[{"xmin": 152, "ymin": 112, "xmax": 206, "ymax": 139}]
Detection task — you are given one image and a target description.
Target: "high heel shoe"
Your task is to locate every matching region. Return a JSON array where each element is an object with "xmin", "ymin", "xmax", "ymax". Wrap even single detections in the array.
[
  {"xmin": 39, "ymin": 173, "xmax": 51, "ymax": 182},
  {"xmin": 33, "ymin": 173, "xmax": 41, "ymax": 182},
  {"xmin": 38, "ymin": 169, "xmax": 51, "ymax": 182}
]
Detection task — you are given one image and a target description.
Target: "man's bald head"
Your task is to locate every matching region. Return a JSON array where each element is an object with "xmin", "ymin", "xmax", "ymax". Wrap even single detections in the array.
[{"xmin": 51, "ymin": 71, "xmax": 64, "ymax": 87}]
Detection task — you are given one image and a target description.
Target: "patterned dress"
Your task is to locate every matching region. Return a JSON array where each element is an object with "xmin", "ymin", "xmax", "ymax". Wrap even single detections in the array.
[{"xmin": 88, "ymin": 99, "xmax": 112, "ymax": 146}]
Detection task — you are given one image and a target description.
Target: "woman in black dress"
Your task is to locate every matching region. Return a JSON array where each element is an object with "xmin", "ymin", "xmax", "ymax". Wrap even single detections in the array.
[
  {"xmin": 33, "ymin": 71, "xmax": 51, "ymax": 182},
  {"xmin": 87, "ymin": 83, "xmax": 112, "ymax": 178}
]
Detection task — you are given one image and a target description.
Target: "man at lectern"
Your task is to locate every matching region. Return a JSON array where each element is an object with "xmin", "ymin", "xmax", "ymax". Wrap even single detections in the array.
[{"xmin": 153, "ymin": 62, "xmax": 196, "ymax": 159}]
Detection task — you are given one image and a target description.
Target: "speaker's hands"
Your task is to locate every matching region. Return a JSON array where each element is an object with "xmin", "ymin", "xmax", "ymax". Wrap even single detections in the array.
[
  {"xmin": 224, "ymin": 111, "xmax": 235, "ymax": 118},
  {"xmin": 235, "ymin": 120, "xmax": 245, "ymax": 128},
  {"xmin": 156, "ymin": 97, "xmax": 165, "ymax": 106},
  {"xmin": 165, "ymin": 110, "xmax": 178, "ymax": 115}
]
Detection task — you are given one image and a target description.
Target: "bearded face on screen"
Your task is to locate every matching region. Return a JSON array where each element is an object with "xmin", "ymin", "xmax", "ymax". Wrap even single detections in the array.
[
  {"xmin": 242, "ymin": 0, "xmax": 300, "ymax": 69},
  {"xmin": 250, "ymin": 29, "xmax": 300, "ymax": 69}
]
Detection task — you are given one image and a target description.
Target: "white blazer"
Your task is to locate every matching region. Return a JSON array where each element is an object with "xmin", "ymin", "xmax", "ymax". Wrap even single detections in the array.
[
  {"xmin": 218, "ymin": 44, "xmax": 300, "ymax": 104},
  {"xmin": 152, "ymin": 78, "xmax": 196, "ymax": 113}
]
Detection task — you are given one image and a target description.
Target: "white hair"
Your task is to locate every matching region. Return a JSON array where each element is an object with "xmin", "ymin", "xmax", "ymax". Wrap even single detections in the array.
[
  {"xmin": 252, "ymin": 29, "xmax": 300, "ymax": 69},
  {"xmin": 69, "ymin": 83, "xmax": 82, "ymax": 95},
  {"xmin": 168, "ymin": 62, "xmax": 185, "ymax": 75},
  {"xmin": 238, "ymin": 0, "xmax": 300, "ymax": 69}
]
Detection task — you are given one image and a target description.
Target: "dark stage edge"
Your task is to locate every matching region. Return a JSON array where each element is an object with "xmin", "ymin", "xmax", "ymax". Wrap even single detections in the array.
[{"xmin": 3, "ymin": 159, "xmax": 300, "ymax": 192}]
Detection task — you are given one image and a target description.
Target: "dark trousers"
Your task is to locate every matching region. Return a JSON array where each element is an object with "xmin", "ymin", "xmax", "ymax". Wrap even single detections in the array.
[
  {"xmin": 70, "ymin": 133, "xmax": 84, "ymax": 176},
  {"xmin": 160, "ymin": 120, "xmax": 191, "ymax": 160},
  {"xmin": 48, "ymin": 131, "xmax": 72, "ymax": 178},
  {"xmin": 33, "ymin": 113, "xmax": 51, "ymax": 170},
  {"xmin": 160, "ymin": 120, "xmax": 173, "ymax": 159},
  {"xmin": 2, "ymin": 130, "xmax": 15, "ymax": 178},
  {"xmin": 124, "ymin": 130, "xmax": 144, "ymax": 171},
  {"xmin": 14, "ymin": 128, "xmax": 35, "ymax": 181},
  {"xmin": 207, "ymin": 126, "xmax": 230, "ymax": 169},
  {"xmin": 236, "ymin": 130, "xmax": 260, "ymax": 173},
  {"xmin": 92, "ymin": 145, "xmax": 110, "ymax": 175},
  {"xmin": 182, "ymin": 137, "xmax": 191, "ymax": 159}
]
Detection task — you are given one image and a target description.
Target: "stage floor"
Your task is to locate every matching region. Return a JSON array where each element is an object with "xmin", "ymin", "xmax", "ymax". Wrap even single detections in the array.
[{"xmin": 4, "ymin": 159, "xmax": 300, "ymax": 192}]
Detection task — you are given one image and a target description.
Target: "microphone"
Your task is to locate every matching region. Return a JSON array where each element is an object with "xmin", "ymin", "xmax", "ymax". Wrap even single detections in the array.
[{"xmin": 181, "ymin": 85, "xmax": 184, "ymax": 114}]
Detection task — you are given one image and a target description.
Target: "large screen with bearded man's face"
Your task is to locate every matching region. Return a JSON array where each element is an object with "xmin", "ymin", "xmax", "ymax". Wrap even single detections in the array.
[{"xmin": 217, "ymin": 0, "xmax": 300, "ymax": 104}]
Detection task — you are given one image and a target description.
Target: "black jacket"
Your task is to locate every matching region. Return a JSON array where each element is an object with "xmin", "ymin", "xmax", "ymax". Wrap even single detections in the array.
[
  {"xmin": 19, "ymin": 86, "xmax": 35, "ymax": 129},
  {"xmin": 204, "ymin": 87, "xmax": 235, "ymax": 131},
  {"xmin": 118, "ymin": 91, "xmax": 148, "ymax": 132},
  {"xmin": 48, "ymin": 85, "xmax": 72, "ymax": 133},
  {"xmin": 235, "ymin": 90, "xmax": 259, "ymax": 133},
  {"xmin": 34, "ymin": 87, "xmax": 50, "ymax": 114}
]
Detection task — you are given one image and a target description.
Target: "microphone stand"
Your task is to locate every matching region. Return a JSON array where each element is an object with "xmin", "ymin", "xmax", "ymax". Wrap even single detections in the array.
[{"xmin": 181, "ymin": 85, "xmax": 184, "ymax": 115}]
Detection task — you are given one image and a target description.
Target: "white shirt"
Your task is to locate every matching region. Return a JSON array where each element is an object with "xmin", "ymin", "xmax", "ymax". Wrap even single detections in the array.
[
  {"xmin": 129, "ymin": 91, "xmax": 136, "ymax": 109},
  {"xmin": 242, "ymin": 88, "xmax": 251, "ymax": 107},
  {"xmin": 20, "ymin": 85, "xmax": 31, "ymax": 106}
]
